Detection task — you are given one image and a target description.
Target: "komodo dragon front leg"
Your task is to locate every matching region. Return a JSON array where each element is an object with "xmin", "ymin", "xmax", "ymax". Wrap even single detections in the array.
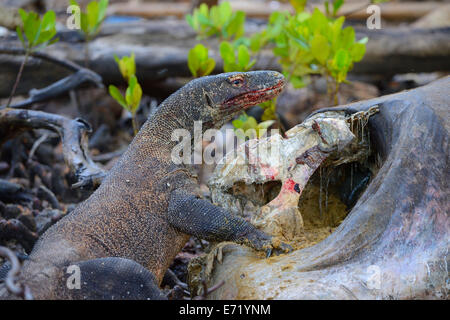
[{"xmin": 168, "ymin": 188, "xmax": 292, "ymax": 256}]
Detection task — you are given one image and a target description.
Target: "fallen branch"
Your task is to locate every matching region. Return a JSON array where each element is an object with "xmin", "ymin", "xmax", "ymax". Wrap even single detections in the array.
[
  {"xmin": 108, "ymin": 1, "xmax": 443, "ymax": 21},
  {"xmin": 0, "ymin": 47, "xmax": 103, "ymax": 108},
  {"xmin": 0, "ymin": 108, "xmax": 106, "ymax": 188},
  {"xmin": 2, "ymin": 69, "xmax": 104, "ymax": 109}
]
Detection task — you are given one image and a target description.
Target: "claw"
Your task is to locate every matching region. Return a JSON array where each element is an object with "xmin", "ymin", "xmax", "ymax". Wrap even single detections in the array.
[
  {"xmin": 280, "ymin": 243, "xmax": 293, "ymax": 254},
  {"xmin": 265, "ymin": 242, "xmax": 293, "ymax": 258},
  {"xmin": 272, "ymin": 243, "xmax": 294, "ymax": 256}
]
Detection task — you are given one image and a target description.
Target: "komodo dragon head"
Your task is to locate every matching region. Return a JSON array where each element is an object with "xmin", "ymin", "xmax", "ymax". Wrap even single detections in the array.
[{"xmin": 158, "ymin": 71, "xmax": 285, "ymax": 129}]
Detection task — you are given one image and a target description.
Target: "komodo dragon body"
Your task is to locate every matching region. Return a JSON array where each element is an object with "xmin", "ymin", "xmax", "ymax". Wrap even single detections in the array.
[{"xmin": 1, "ymin": 71, "xmax": 288, "ymax": 299}]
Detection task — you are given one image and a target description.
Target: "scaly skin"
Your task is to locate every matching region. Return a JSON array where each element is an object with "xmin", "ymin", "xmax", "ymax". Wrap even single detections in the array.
[{"xmin": 4, "ymin": 71, "xmax": 288, "ymax": 299}]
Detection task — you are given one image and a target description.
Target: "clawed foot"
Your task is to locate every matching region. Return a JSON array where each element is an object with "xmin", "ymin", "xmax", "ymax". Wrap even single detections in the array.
[
  {"xmin": 265, "ymin": 241, "xmax": 293, "ymax": 258},
  {"xmin": 240, "ymin": 227, "xmax": 293, "ymax": 257}
]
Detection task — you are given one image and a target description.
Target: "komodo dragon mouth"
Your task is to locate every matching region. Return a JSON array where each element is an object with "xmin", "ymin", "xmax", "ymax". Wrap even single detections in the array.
[{"xmin": 223, "ymin": 79, "xmax": 285, "ymax": 110}]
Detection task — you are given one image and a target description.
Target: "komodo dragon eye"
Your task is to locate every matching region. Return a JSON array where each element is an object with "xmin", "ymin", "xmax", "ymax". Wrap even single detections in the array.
[{"xmin": 228, "ymin": 75, "xmax": 245, "ymax": 87}]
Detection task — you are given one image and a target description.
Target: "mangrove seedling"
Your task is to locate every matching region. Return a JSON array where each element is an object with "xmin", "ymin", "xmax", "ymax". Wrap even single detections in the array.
[
  {"xmin": 188, "ymin": 44, "xmax": 216, "ymax": 77},
  {"xmin": 6, "ymin": 9, "xmax": 58, "ymax": 108},
  {"xmin": 70, "ymin": 0, "xmax": 108, "ymax": 66},
  {"xmin": 109, "ymin": 53, "xmax": 143, "ymax": 135}
]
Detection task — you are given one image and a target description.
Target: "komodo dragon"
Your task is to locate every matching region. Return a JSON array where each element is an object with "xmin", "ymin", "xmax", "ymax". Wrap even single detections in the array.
[{"xmin": 0, "ymin": 71, "xmax": 290, "ymax": 300}]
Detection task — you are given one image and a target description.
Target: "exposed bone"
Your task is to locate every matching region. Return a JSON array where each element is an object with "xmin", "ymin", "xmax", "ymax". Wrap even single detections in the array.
[
  {"xmin": 209, "ymin": 115, "xmax": 355, "ymax": 240},
  {"xmin": 190, "ymin": 76, "xmax": 450, "ymax": 300},
  {"xmin": 0, "ymin": 108, "xmax": 106, "ymax": 189}
]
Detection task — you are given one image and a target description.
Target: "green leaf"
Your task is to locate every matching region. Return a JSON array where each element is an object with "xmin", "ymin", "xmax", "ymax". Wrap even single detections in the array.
[
  {"xmin": 309, "ymin": 8, "xmax": 328, "ymax": 33},
  {"xmin": 130, "ymin": 81, "xmax": 142, "ymax": 114},
  {"xmin": 231, "ymin": 118, "xmax": 244, "ymax": 129},
  {"xmin": 249, "ymin": 32, "xmax": 263, "ymax": 52},
  {"xmin": 115, "ymin": 53, "xmax": 136, "ymax": 81},
  {"xmin": 17, "ymin": 8, "xmax": 57, "ymax": 51},
  {"xmin": 80, "ymin": 12, "xmax": 89, "ymax": 35},
  {"xmin": 233, "ymin": 113, "xmax": 259, "ymax": 139},
  {"xmin": 186, "ymin": 14, "xmax": 194, "ymax": 28},
  {"xmin": 98, "ymin": 0, "xmax": 109, "ymax": 22},
  {"xmin": 209, "ymin": 6, "xmax": 221, "ymax": 27},
  {"xmin": 109, "ymin": 85, "xmax": 127, "ymax": 110},
  {"xmin": 187, "ymin": 1, "xmax": 246, "ymax": 40},
  {"xmin": 296, "ymin": 12, "xmax": 310, "ymax": 23},
  {"xmin": 22, "ymin": 12, "xmax": 38, "ymax": 47},
  {"xmin": 188, "ymin": 44, "xmax": 214, "ymax": 77},
  {"xmin": 219, "ymin": 41, "xmax": 235, "ymax": 64},
  {"xmin": 188, "ymin": 47, "xmax": 200, "ymax": 77},
  {"xmin": 241, "ymin": 114, "xmax": 258, "ymax": 131},
  {"xmin": 16, "ymin": 27, "xmax": 25, "ymax": 48},
  {"xmin": 333, "ymin": 16, "xmax": 345, "ymax": 31},
  {"xmin": 311, "ymin": 34, "xmax": 330, "ymax": 65},
  {"xmin": 237, "ymin": 45, "xmax": 250, "ymax": 69},
  {"xmin": 41, "ymin": 10, "xmax": 55, "ymax": 31},
  {"xmin": 18, "ymin": 8, "xmax": 28, "ymax": 26},
  {"xmin": 199, "ymin": 3, "xmax": 209, "ymax": 16},
  {"xmin": 350, "ymin": 42, "xmax": 366, "ymax": 62},
  {"xmin": 257, "ymin": 120, "xmax": 275, "ymax": 137},
  {"xmin": 225, "ymin": 11, "xmax": 245, "ymax": 39},
  {"xmin": 196, "ymin": 13, "xmax": 212, "ymax": 27},
  {"xmin": 332, "ymin": 0, "xmax": 344, "ymax": 16},
  {"xmin": 86, "ymin": 1, "xmax": 99, "ymax": 32},
  {"xmin": 125, "ymin": 75, "xmax": 142, "ymax": 113},
  {"xmin": 285, "ymin": 31, "xmax": 308, "ymax": 50},
  {"xmin": 201, "ymin": 58, "xmax": 216, "ymax": 76},
  {"xmin": 340, "ymin": 27, "xmax": 355, "ymax": 49},
  {"xmin": 334, "ymin": 48, "xmax": 350, "ymax": 69},
  {"xmin": 218, "ymin": 1, "xmax": 232, "ymax": 23},
  {"xmin": 76, "ymin": 0, "xmax": 109, "ymax": 38}
]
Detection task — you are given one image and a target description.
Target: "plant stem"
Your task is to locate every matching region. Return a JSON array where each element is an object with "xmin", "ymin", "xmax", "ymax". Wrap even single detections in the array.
[
  {"xmin": 132, "ymin": 114, "xmax": 139, "ymax": 136},
  {"xmin": 6, "ymin": 50, "xmax": 30, "ymax": 109},
  {"xmin": 334, "ymin": 81, "xmax": 340, "ymax": 106},
  {"xmin": 325, "ymin": 73, "xmax": 333, "ymax": 105}
]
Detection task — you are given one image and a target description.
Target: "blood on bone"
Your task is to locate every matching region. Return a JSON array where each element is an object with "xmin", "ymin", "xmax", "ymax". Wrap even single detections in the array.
[{"xmin": 283, "ymin": 179, "xmax": 299, "ymax": 193}]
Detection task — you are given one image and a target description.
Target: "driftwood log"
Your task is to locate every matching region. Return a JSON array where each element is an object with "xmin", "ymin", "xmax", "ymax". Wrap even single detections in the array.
[
  {"xmin": 0, "ymin": 20, "xmax": 449, "ymax": 97},
  {"xmin": 189, "ymin": 76, "xmax": 449, "ymax": 299},
  {"xmin": 0, "ymin": 47, "xmax": 104, "ymax": 106},
  {"xmin": 0, "ymin": 108, "xmax": 106, "ymax": 188},
  {"xmin": 107, "ymin": 1, "xmax": 444, "ymax": 21}
]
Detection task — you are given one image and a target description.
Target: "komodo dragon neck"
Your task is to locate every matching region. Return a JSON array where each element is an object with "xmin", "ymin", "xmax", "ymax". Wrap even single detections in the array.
[{"xmin": 7, "ymin": 71, "xmax": 289, "ymax": 300}]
